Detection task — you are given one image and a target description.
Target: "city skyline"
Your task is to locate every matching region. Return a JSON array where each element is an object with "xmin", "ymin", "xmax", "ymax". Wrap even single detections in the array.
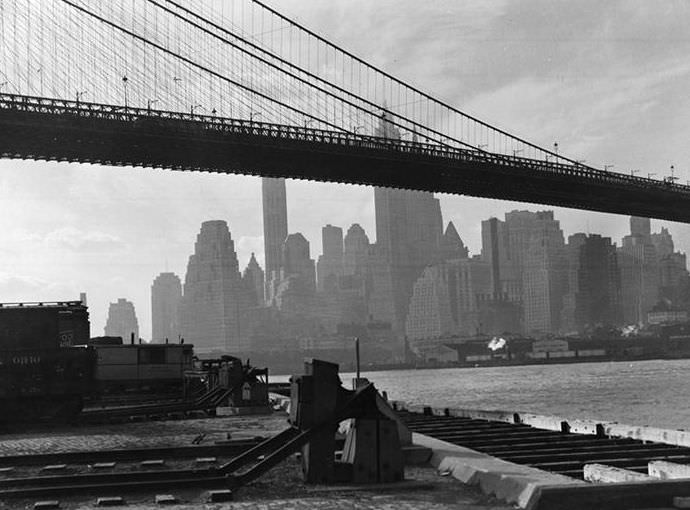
[{"xmin": 2, "ymin": 1, "xmax": 690, "ymax": 338}]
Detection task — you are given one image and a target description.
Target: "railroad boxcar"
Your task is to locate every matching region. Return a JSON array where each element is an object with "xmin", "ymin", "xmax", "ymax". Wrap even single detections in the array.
[
  {"xmin": 89, "ymin": 339, "xmax": 194, "ymax": 394},
  {"xmin": 0, "ymin": 301, "xmax": 95, "ymax": 421}
]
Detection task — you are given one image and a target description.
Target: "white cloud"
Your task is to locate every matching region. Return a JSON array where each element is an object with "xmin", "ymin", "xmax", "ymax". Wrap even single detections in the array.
[{"xmin": 44, "ymin": 227, "xmax": 125, "ymax": 251}]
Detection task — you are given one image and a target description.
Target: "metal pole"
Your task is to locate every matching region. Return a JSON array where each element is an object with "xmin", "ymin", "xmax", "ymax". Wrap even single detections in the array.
[{"xmin": 355, "ymin": 337, "xmax": 360, "ymax": 381}]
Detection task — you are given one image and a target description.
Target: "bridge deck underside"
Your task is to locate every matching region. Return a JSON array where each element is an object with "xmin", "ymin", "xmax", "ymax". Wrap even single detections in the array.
[{"xmin": 1, "ymin": 108, "xmax": 687, "ymax": 223}]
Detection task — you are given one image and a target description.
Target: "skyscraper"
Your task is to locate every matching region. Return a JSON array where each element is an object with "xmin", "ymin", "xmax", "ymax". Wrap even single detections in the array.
[
  {"xmin": 242, "ymin": 253, "xmax": 265, "ymax": 306},
  {"xmin": 104, "ymin": 298, "xmax": 139, "ymax": 343},
  {"xmin": 179, "ymin": 220, "xmax": 250, "ymax": 353},
  {"xmin": 151, "ymin": 272, "xmax": 182, "ymax": 343},
  {"xmin": 272, "ymin": 233, "xmax": 317, "ymax": 316},
  {"xmin": 343, "ymin": 223, "xmax": 371, "ymax": 277},
  {"xmin": 316, "ymin": 224, "xmax": 344, "ymax": 292},
  {"xmin": 619, "ymin": 217, "xmax": 660, "ymax": 325},
  {"xmin": 517, "ymin": 211, "xmax": 567, "ymax": 334},
  {"xmin": 562, "ymin": 234, "xmax": 622, "ymax": 333},
  {"xmin": 262, "ymin": 177, "xmax": 288, "ymax": 303}
]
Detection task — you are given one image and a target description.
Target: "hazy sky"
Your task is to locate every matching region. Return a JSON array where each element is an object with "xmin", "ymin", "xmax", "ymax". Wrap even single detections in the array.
[{"xmin": 2, "ymin": 1, "xmax": 690, "ymax": 338}]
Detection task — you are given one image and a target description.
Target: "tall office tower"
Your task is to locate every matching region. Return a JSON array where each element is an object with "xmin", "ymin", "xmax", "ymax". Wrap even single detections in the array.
[
  {"xmin": 405, "ymin": 265, "xmax": 453, "ymax": 346},
  {"xmin": 630, "ymin": 216, "xmax": 651, "ymax": 239},
  {"xmin": 343, "ymin": 224, "xmax": 371, "ymax": 276},
  {"xmin": 481, "ymin": 217, "xmax": 521, "ymax": 302},
  {"xmin": 179, "ymin": 220, "xmax": 249, "ymax": 353},
  {"xmin": 441, "ymin": 222, "xmax": 469, "ymax": 261},
  {"xmin": 151, "ymin": 272, "xmax": 182, "ymax": 343},
  {"xmin": 262, "ymin": 177, "xmax": 288, "ymax": 303},
  {"xmin": 619, "ymin": 217, "xmax": 660, "ymax": 325},
  {"xmin": 562, "ymin": 234, "xmax": 622, "ymax": 333},
  {"xmin": 272, "ymin": 233, "xmax": 317, "ymax": 316},
  {"xmin": 104, "ymin": 298, "xmax": 140, "ymax": 343},
  {"xmin": 316, "ymin": 224, "xmax": 344, "ymax": 293},
  {"xmin": 650, "ymin": 226, "xmax": 688, "ymax": 306},
  {"xmin": 242, "ymin": 253, "xmax": 265, "ymax": 306},
  {"xmin": 659, "ymin": 252, "xmax": 689, "ymax": 305},
  {"xmin": 510, "ymin": 211, "xmax": 567, "ymax": 335},
  {"xmin": 372, "ymin": 187, "xmax": 443, "ymax": 329},
  {"xmin": 405, "ymin": 257, "xmax": 492, "ymax": 351},
  {"xmin": 651, "ymin": 227, "xmax": 675, "ymax": 258}
]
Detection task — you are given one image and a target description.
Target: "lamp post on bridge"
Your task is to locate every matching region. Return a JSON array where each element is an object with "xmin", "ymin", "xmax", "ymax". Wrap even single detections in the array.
[
  {"xmin": 76, "ymin": 90, "xmax": 88, "ymax": 107},
  {"xmin": 648, "ymin": 173, "xmax": 656, "ymax": 179},
  {"xmin": 513, "ymin": 149, "xmax": 523, "ymax": 157},
  {"xmin": 122, "ymin": 76, "xmax": 128, "ymax": 109},
  {"xmin": 304, "ymin": 118, "xmax": 314, "ymax": 128},
  {"xmin": 250, "ymin": 111, "xmax": 262, "ymax": 122},
  {"xmin": 147, "ymin": 99, "xmax": 158, "ymax": 113},
  {"xmin": 351, "ymin": 125, "xmax": 364, "ymax": 135},
  {"xmin": 604, "ymin": 164, "xmax": 614, "ymax": 172},
  {"xmin": 190, "ymin": 104, "xmax": 204, "ymax": 115},
  {"xmin": 631, "ymin": 169, "xmax": 640, "ymax": 177}
]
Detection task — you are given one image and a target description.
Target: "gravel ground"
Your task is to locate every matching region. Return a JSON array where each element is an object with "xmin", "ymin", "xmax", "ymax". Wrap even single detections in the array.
[
  {"xmin": 0, "ymin": 411, "xmax": 513, "ymax": 509},
  {"xmin": 0, "ymin": 458, "xmax": 512, "ymax": 510}
]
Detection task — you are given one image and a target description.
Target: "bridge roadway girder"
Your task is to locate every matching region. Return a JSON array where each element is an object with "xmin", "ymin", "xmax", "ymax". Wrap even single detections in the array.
[{"xmin": 0, "ymin": 106, "xmax": 688, "ymax": 223}]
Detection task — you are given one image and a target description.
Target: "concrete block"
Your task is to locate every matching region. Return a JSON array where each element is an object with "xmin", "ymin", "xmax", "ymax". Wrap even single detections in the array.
[
  {"xmin": 605, "ymin": 423, "xmax": 690, "ymax": 448},
  {"xmin": 414, "ymin": 432, "xmax": 584, "ymax": 509},
  {"xmin": 92, "ymin": 462, "xmax": 116, "ymax": 469},
  {"xmin": 216, "ymin": 405, "xmax": 272, "ymax": 416},
  {"xmin": 42, "ymin": 464, "xmax": 67, "ymax": 471},
  {"xmin": 95, "ymin": 497, "xmax": 124, "ymax": 506},
  {"xmin": 403, "ymin": 445, "xmax": 432, "ymax": 465},
  {"xmin": 583, "ymin": 463, "xmax": 652, "ymax": 483},
  {"xmin": 195, "ymin": 457, "xmax": 217, "ymax": 465},
  {"xmin": 33, "ymin": 502, "xmax": 60, "ymax": 509},
  {"xmin": 206, "ymin": 490, "xmax": 233, "ymax": 502},
  {"xmin": 649, "ymin": 460, "xmax": 690, "ymax": 480},
  {"xmin": 140, "ymin": 459, "xmax": 165, "ymax": 467},
  {"xmin": 675, "ymin": 496, "xmax": 690, "ymax": 508},
  {"xmin": 154, "ymin": 495, "xmax": 177, "ymax": 505}
]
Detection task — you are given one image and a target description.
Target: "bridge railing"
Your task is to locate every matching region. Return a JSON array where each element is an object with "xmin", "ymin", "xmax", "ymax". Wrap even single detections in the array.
[{"xmin": 2, "ymin": 93, "xmax": 689, "ymax": 195}]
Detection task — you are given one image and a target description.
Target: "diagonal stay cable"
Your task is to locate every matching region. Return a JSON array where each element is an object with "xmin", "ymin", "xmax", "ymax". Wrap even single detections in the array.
[
  {"xmin": 57, "ymin": 0, "xmax": 348, "ymax": 134},
  {"xmin": 249, "ymin": 0, "xmax": 590, "ymax": 169},
  {"xmin": 155, "ymin": 0, "xmax": 477, "ymax": 151}
]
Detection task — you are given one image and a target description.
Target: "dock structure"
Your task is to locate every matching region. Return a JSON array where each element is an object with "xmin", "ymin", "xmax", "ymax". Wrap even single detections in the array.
[{"xmin": 396, "ymin": 403, "xmax": 690, "ymax": 509}]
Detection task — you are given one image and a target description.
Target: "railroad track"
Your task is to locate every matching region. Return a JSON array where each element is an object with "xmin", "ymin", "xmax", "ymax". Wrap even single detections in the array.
[
  {"xmin": 0, "ymin": 427, "xmax": 306, "ymax": 500},
  {"xmin": 78, "ymin": 386, "xmax": 234, "ymax": 424},
  {"xmin": 398, "ymin": 410, "xmax": 690, "ymax": 479}
]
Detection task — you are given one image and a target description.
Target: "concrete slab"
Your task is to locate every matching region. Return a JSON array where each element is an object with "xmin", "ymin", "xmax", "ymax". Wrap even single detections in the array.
[
  {"xmin": 92, "ymin": 462, "xmax": 116, "ymax": 469},
  {"xmin": 42, "ymin": 464, "xmax": 67, "ymax": 471},
  {"xmin": 33, "ymin": 502, "xmax": 60, "ymax": 509},
  {"xmin": 95, "ymin": 497, "xmax": 124, "ymax": 506},
  {"xmin": 584, "ymin": 463, "xmax": 652, "ymax": 483},
  {"xmin": 206, "ymin": 489, "xmax": 233, "ymax": 502},
  {"xmin": 649, "ymin": 461, "xmax": 690, "ymax": 480},
  {"xmin": 216, "ymin": 406, "xmax": 273, "ymax": 416},
  {"xmin": 154, "ymin": 494, "xmax": 177, "ymax": 505},
  {"xmin": 413, "ymin": 432, "xmax": 584, "ymax": 509},
  {"xmin": 140, "ymin": 459, "xmax": 165, "ymax": 467}
]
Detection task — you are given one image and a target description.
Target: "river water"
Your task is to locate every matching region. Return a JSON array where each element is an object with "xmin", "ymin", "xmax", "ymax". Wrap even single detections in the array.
[{"xmin": 278, "ymin": 359, "xmax": 690, "ymax": 430}]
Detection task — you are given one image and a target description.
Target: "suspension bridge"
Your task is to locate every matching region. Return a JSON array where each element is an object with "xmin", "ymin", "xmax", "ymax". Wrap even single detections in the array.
[{"xmin": 0, "ymin": 0, "xmax": 688, "ymax": 222}]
